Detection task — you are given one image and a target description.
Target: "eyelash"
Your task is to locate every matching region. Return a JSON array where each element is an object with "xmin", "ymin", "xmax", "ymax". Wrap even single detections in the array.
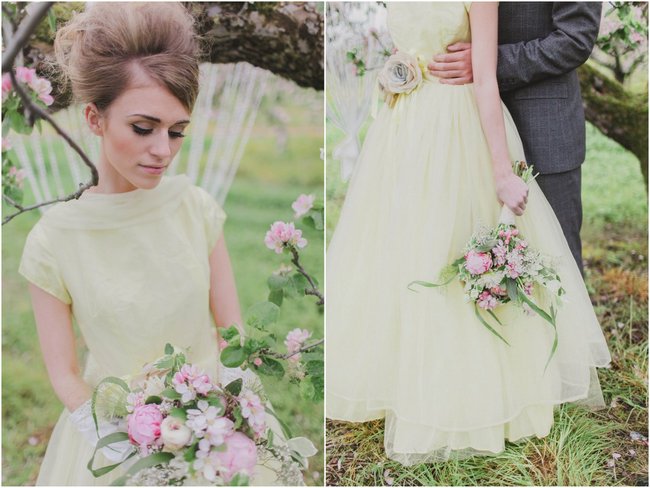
[{"xmin": 131, "ymin": 124, "xmax": 186, "ymax": 139}]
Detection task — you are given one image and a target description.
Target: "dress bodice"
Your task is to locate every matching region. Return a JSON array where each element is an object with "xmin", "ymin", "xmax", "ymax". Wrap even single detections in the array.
[
  {"xmin": 19, "ymin": 175, "xmax": 226, "ymax": 384},
  {"xmin": 387, "ymin": 2, "xmax": 471, "ymax": 59}
]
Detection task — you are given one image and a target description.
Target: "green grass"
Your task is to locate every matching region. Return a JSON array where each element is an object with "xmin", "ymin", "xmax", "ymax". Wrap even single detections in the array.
[
  {"xmin": 1, "ymin": 94, "xmax": 324, "ymax": 486},
  {"xmin": 325, "ymin": 122, "xmax": 648, "ymax": 486}
]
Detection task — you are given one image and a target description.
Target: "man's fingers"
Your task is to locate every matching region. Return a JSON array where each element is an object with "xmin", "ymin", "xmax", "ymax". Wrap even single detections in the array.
[
  {"xmin": 432, "ymin": 70, "xmax": 465, "ymax": 79},
  {"xmin": 433, "ymin": 51, "xmax": 466, "ymax": 63},
  {"xmin": 427, "ymin": 61, "xmax": 464, "ymax": 72},
  {"xmin": 447, "ymin": 42, "xmax": 471, "ymax": 52}
]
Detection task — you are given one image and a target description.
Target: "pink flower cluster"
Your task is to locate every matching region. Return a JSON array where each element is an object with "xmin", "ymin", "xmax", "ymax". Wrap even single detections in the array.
[
  {"xmin": 264, "ymin": 221, "xmax": 307, "ymax": 254},
  {"xmin": 464, "ymin": 250, "xmax": 492, "ymax": 275},
  {"xmin": 172, "ymin": 364, "xmax": 213, "ymax": 402},
  {"xmin": 292, "ymin": 194, "xmax": 315, "ymax": 218},
  {"xmin": 477, "ymin": 291, "xmax": 498, "ymax": 311},
  {"xmin": 2, "ymin": 67, "xmax": 54, "ymax": 105},
  {"xmin": 238, "ymin": 390, "xmax": 267, "ymax": 437},
  {"xmin": 285, "ymin": 328, "xmax": 311, "ymax": 363}
]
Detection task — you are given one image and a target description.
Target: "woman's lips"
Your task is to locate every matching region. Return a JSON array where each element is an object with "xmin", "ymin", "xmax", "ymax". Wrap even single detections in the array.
[{"xmin": 139, "ymin": 164, "xmax": 166, "ymax": 175}]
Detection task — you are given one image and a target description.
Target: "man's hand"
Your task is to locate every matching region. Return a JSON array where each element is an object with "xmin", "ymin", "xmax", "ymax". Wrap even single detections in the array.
[{"xmin": 427, "ymin": 42, "xmax": 473, "ymax": 85}]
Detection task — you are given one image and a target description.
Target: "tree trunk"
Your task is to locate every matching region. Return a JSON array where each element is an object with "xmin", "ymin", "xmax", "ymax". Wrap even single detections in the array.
[
  {"xmin": 21, "ymin": 1, "xmax": 323, "ymax": 109},
  {"xmin": 578, "ymin": 62, "xmax": 648, "ymax": 190}
]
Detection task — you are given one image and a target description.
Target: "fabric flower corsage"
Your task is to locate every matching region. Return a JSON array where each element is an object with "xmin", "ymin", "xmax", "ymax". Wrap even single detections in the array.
[{"xmin": 377, "ymin": 51, "xmax": 424, "ymax": 108}]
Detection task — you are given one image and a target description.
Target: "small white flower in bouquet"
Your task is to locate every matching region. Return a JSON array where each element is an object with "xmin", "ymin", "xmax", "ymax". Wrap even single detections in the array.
[{"xmin": 409, "ymin": 161, "xmax": 565, "ymax": 372}]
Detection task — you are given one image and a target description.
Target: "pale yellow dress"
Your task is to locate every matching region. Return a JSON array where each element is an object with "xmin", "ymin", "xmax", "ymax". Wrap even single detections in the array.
[
  {"xmin": 20, "ymin": 175, "xmax": 292, "ymax": 485},
  {"xmin": 326, "ymin": 2, "xmax": 611, "ymax": 466}
]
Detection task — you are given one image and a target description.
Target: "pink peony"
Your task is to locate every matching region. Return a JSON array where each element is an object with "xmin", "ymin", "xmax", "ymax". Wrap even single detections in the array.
[
  {"xmin": 127, "ymin": 404, "xmax": 163, "ymax": 446},
  {"xmin": 264, "ymin": 221, "xmax": 307, "ymax": 254},
  {"xmin": 477, "ymin": 291, "xmax": 498, "ymax": 311},
  {"xmin": 2, "ymin": 74, "xmax": 11, "ymax": 100},
  {"xmin": 291, "ymin": 194, "xmax": 315, "ymax": 218},
  {"xmin": 464, "ymin": 250, "xmax": 492, "ymax": 275},
  {"xmin": 214, "ymin": 432, "xmax": 257, "ymax": 482}
]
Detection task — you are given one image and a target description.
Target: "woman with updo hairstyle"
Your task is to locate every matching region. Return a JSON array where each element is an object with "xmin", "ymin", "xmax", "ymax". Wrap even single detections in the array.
[{"xmin": 19, "ymin": 3, "xmax": 297, "ymax": 485}]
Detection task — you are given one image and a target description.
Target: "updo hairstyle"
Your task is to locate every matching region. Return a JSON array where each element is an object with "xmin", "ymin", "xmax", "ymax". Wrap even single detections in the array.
[{"xmin": 54, "ymin": 2, "xmax": 200, "ymax": 113}]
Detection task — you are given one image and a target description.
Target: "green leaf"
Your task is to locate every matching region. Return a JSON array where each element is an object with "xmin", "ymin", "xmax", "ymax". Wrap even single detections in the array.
[
  {"xmin": 154, "ymin": 357, "xmax": 173, "ymax": 369},
  {"xmin": 206, "ymin": 395, "xmax": 224, "ymax": 414},
  {"xmin": 267, "ymin": 273, "xmax": 290, "ymax": 291},
  {"xmin": 220, "ymin": 345, "xmax": 247, "ymax": 368},
  {"xmin": 224, "ymin": 378, "xmax": 243, "ymax": 396},
  {"xmin": 169, "ymin": 408, "xmax": 187, "ymax": 420},
  {"xmin": 184, "ymin": 442, "xmax": 198, "ymax": 462},
  {"xmin": 257, "ymin": 357, "xmax": 285, "ymax": 378},
  {"xmin": 517, "ymin": 290, "xmax": 558, "ymax": 372},
  {"xmin": 144, "ymin": 395, "xmax": 162, "ymax": 405},
  {"xmin": 109, "ymin": 452, "xmax": 175, "ymax": 485},
  {"xmin": 161, "ymin": 388, "xmax": 181, "ymax": 400},
  {"xmin": 300, "ymin": 379, "xmax": 316, "ymax": 400},
  {"xmin": 87, "ymin": 432, "xmax": 134, "ymax": 478},
  {"xmin": 164, "ymin": 343, "xmax": 174, "ymax": 355},
  {"xmin": 474, "ymin": 304, "xmax": 510, "ymax": 346},
  {"xmin": 232, "ymin": 406, "xmax": 244, "ymax": 430},
  {"xmin": 268, "ymin": 289, "xmax": 284, "ymax": 307},
  {"xmin": 265, "ymin": 406, "xmax": 293, "ymax": 439},
  {"xmin": 506, "ymin": 279, "xmax": 519, "ymax": 303},
  {"xmin": 47, "ymin": 9, "xmax": 57, "ymax": 33},
  {"xmin": 245, "ymin": 301, "xmax": 280, "ymax": 330},
  {"xmin": 290, "ymin": 274, "xmax": 310, "ymax": 296},
  {"xmin": 228, "ymin": 473, "xmax": 249, "ymax": 486},
  {"xmin": 221, "ymin": 325, "xmax": 240, "ymax": 341}
]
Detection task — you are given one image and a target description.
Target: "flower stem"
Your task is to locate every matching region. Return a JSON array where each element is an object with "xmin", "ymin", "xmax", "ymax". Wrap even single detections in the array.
[{"xmin": 289, "ymin": 246, "xmax": 324, "ymax": 305}]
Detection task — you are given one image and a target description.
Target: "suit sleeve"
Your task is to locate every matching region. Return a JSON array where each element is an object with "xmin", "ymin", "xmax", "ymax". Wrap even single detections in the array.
[{"xmin": 497, "ymin": 2, "xmax": 602, "ymax": 92}]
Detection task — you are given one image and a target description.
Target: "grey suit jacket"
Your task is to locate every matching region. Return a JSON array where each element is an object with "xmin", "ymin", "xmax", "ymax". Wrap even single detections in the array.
[{"xmin": 497, "ymin": 2, "xmax": 602, "ymax": 174}]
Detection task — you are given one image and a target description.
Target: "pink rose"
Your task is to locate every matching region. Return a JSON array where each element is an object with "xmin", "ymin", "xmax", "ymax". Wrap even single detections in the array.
[
  {"xmin": 291, "ymin": 194, "xmax": 315, "ymax": 219},
  {"xmin": 464, "ymin": 251, "xmax": 492, "ymax": 275},
  {"xmin": 127, "ymin": 404, "xmax": 163, "ymax": 446},
  {"xmin": 214, "ymin": 432, "xmax": 257, "ymax": 482}
]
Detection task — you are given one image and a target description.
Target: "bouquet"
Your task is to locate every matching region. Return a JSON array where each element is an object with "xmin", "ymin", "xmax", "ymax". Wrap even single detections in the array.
[
  {"xmin": 87, "ymin": 344, "xmax": 307, "ymax": 486},
  {"xmin": 409, "ymin": 161, "xmax": 565, "ymax": 371}
]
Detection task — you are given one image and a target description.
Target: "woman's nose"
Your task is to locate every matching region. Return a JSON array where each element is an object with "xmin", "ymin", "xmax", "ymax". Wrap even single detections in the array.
[{"xmin": 150, "ymin": 132, "xmax": 172, "ymax": 158}]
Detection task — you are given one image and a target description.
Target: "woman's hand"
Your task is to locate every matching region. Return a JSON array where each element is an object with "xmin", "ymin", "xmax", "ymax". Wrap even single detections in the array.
[{"xmin": 495, "ymin": 171, "xmax": 529, "ymax": 215}]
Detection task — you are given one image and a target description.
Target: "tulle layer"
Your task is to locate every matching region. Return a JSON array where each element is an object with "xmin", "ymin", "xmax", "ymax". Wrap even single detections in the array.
[{"xmin": 325, "ymin": 82, "xmax": 611, "ymax": 465}]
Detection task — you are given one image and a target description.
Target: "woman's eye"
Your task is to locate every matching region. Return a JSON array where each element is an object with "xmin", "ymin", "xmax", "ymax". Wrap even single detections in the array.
[
  {"xmin": 169, "ymin": 131, "xmax": 186, "ymax": 139},
  {"xmin": 131, "ymin": 124, "xmax": 153, "ymax": 136}
]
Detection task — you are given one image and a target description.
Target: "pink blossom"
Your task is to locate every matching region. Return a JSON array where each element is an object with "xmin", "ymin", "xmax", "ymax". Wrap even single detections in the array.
[
  {"xmin": 2, "ymin": 74, "xmax": 12, "ymax": 100},
  {"xmin": 30, "ymin": 77, "xmax": 54, "ymax": 106},
  {"xmin": 523, "ymin": 282, "xmax": 534, "ymax": 296},
  {"xmin": 464, "ymin": 250, "xmax": 492, "ymax": 275},
  {"xmin": 292, "ymin": 194, "xmax": 315, "ymax": 219},
  {"xmin": 285, "ymin": 328, "xmax": 311, "ymax": 362},
  {"xmin": 127, "ymin": 404, "xmax": 163, "ymax": 446},
  {"xmin": 264, "ymin": 221, "xmax": 308, "ymax": 254},
  {"xmin": 492, "ymin": 242, "xmax": 508, "ymax": 266},
  {"xmin": 238, "ymin": 390, "xmax": 266, "ymax": 436},
  {"xmin": 477, "ymin": 291, "xmax": 498, "ymax": 311},
  {"xmin": 15, "ymin": 67, "xmax": 36, "ymax": 86},
  {"xmin": 191, "ymin": 374, "xmax": 213, "ymax": 395},
  {"xmin": 213, "ymin": 432, "xmax": 257, "ymax": 482},
  {"xmin": 506, "ymin": 262, "xmax": 522, "ymax": 279},
  {"xmin": 253, "ymin": 357, "xmax": 262, "ymax": 366}
]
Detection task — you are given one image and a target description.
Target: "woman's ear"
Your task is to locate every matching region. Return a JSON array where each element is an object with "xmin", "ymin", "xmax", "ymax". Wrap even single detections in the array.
[{"xmin": 84, "ymin": 103, "xmax": 103, "ymax": 136}]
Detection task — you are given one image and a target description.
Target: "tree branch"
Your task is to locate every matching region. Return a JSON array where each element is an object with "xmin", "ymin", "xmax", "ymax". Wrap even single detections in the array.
[
  {"xmin": 265, "ymin": 338, "xmax": 324, "ymax": 360},
  {"xmin": 289, "ymin": 246, "xmax": 324, "ymax": 305},
  {"xmin": 2, "ymin": 2, "xmax": 53, "ymax": 73}
]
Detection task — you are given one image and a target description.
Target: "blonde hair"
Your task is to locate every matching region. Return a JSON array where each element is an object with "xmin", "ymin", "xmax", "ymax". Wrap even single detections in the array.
[{"xmin": 54, "ymin": 2, "xmax": 200, "ymax": 112}]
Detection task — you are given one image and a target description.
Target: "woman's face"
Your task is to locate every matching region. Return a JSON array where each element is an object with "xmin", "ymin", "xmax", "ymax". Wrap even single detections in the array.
[{"xmin": 86, "ymin": 71, "xmax": 191, "ymax": 193}]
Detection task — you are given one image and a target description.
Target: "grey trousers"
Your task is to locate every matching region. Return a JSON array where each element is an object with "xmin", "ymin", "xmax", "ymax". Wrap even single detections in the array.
[{"xmin": 535, "ymin": 167, "xmax": 584, "ymax": 275}]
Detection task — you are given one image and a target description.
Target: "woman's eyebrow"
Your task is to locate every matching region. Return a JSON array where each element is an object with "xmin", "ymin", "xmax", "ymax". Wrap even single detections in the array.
[{"xmin": 128, "ymin": 114, "xmax": 190, "ymax": 125}]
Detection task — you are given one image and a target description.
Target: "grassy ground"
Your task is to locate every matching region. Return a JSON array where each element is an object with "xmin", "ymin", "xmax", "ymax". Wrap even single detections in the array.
[
  {"xmin": 1, "ymin": 93, "xmax": 325, "ymax": 485},
  {"xmin": 325, "ymin": 123, "xmax": 648, "ymax": 486}
]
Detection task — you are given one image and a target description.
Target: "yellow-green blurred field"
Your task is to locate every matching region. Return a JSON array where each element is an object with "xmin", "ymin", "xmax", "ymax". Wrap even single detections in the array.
[{"xmin": 2, "ymin": 89, "xmax": 324, "ymax": 485}]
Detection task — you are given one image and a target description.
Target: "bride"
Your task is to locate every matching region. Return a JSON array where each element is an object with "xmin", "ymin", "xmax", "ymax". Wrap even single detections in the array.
[
  {"xmin": 326, "ymin": 2, "xmax": 611, "ymax": 465},
  {"xmin": 19, "ymin": 2, "xmax": 303, "ymax": 485}
]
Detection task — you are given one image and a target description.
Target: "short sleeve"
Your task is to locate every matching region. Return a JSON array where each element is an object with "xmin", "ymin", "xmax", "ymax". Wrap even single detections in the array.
[
  {"xmin": 18, "ymin": 222, "xmax": 72, "ymax": 304},
  {"xmin": 192, "ymin": 186, "xmax": 227, "ymax": 253}
]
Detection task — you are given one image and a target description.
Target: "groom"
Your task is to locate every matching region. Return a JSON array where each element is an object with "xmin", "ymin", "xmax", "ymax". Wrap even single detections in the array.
[{"xmin": 429, "ymin": 2, "xmax": 602, "ymax": 275}]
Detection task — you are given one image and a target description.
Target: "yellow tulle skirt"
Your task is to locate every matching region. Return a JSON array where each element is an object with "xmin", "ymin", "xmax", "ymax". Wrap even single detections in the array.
[{"xmin": 326, "ymin": 81, "xmax": 611, "ymax": 465}]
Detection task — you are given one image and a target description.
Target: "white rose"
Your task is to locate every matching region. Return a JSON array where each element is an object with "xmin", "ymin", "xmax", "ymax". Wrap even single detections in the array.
[
  {"xmin": 160, "ymin": 416, "xmax": 192, "ymax": 451},
  {"xmin": 377, "ymin": 51, "xmax": 423, "ymax": 107}
]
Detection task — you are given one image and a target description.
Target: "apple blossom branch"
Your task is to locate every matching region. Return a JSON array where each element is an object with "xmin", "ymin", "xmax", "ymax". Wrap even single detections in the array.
[
  {"xmin": 264, "ymin": 338, "xmax": 324, "ymax": 360},
  {"xmin": 3, "ymin": 71, "xmax": 99, "ymax": 225},
  {"xmin": 289, "ymin": 247, "xmax": 324, "ymax": 305},
  {"xmin": 1, "ymin": 3, "xmax": 53, "ymax": 73}
]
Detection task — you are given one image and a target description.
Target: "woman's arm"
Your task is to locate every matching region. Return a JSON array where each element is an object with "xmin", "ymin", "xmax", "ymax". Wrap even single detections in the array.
[
  {"xmin": 469, "ymin": 2, "xmax": 528, "ymax": 216},
  {"xmin": 208, "ymin": 234, "xmax": 244, "ymax": 334},
  {"xmin": 28, "ymin": 284, "xmax": 91, "ymax": 412}
]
